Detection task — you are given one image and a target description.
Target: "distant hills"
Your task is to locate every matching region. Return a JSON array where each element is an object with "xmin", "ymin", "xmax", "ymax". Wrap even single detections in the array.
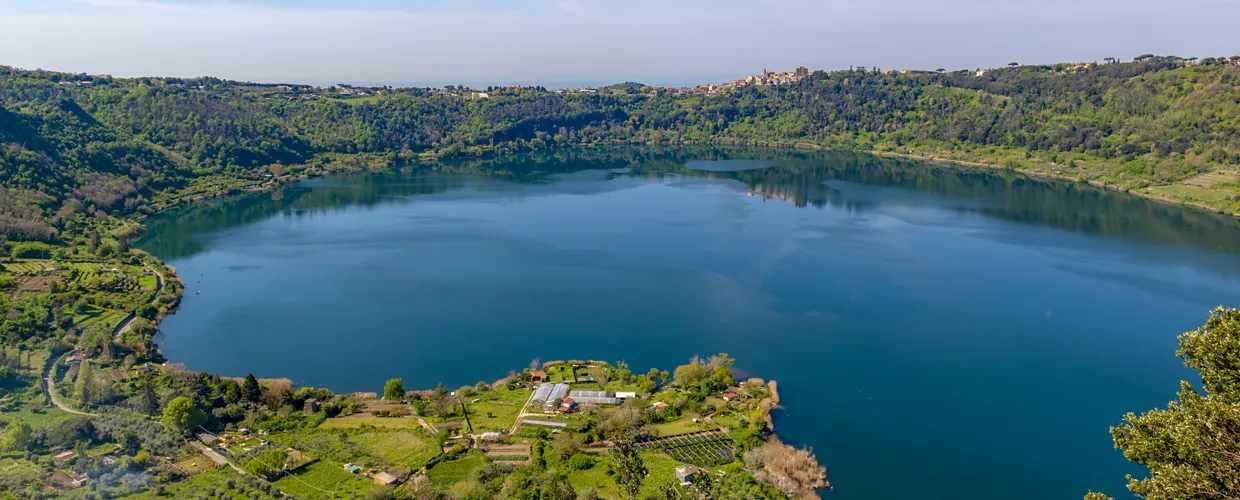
[{"xmin": 3, "ymin": 55, "xmax": 1240, "ymax": 245}]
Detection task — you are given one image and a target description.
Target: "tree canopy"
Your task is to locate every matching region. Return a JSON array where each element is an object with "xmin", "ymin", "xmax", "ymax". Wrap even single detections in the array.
[
  {"xmin": 383, "ymin": 377, "xmax": 405, "ymax": 401},
  {"xmin": 160, "ymin": 395, "xmax": 206, "ymax": 433},
  {"xmin": 1088, "ymin": 307, "xmax": 1240, "ymax": 499}
]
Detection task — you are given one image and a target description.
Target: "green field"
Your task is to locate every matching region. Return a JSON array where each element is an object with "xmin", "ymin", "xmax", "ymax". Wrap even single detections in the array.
[
  {"xmin": 563, "ymin": 451, "xmax": 681, "ymax": 499},
  {"xmin": 319, "ymin": 416, "xmax": 424, "ymax": 430},
  {"xmin": 121, "ymin": 468, "xmax": 282, "ymax": 500},
  {"xmin": 651, "ymin": 418, "xmax": 714, "ymax": 436},
  {"xmin": 0, "ymin": 457, "xmax": 41, "ymax": 483},
  {"xmin": 2, "ymin": 260, "xmax": 52, "ymax": 275},
  {"xmin": 175, "ymin": 455, "xmax": 217, "ymax": 475},
  {"xmin": 73, "ymin": 304, "xmax": 127, "ymax": 331},
  {"xmin": 273, "ymin": 460, "xmax": 375, "ymax": 499},
  {"xmin": 467, "ymin": 388, "xmax": 530, "ymax": 431},
  {"xmin": 0, "ymin": 405, "xmax": 74, "ymax": 428},
  {"xmin": 427, "ymin": 451, "xmax": 486, "ymax": 489},
  {"xmin": 88, "ymin": 442, "xmax": 120, "ymax": 457},
  {"xmin": 138, "ymin": 274, "xmax": 158, "ymax": 289},
  {"xmin": 350, "ymin": 430, "xmax": 440, "ymax": 467}
]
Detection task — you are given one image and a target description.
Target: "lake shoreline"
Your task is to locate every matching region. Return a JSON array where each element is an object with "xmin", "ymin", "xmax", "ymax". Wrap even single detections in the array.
[{"xmin": 862, "ymin": 149, "xmax": 1239, "ymax": 219}]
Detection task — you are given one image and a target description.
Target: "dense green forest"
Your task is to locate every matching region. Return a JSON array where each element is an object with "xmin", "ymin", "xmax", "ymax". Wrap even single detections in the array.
[{"xmin": 3, "ymin": 55, "xmax": 1240, "ymax": 248}]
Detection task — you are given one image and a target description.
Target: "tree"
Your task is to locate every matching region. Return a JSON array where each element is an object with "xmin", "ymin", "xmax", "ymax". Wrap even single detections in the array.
[
  {"xmin": 674, "ymin": 360, "xmax": 706, "ymax": 388},
  {"xmin": 2, "ymin": 422, "xmax": 32, "ymax": 452},
  {"xmin": 1008, "ymin": 62, "xmax": 1019, "ymax": 67},
  {"xmin": 137, "ymin": 304, "xmax": 158, "ymax": 320},
  {"xmin": 75, "ymin": 360, "xmax": 95, "ymax": 404},
  {"xmin": 137, "ymin": 374, "xmax": 160, "ymax": 416},
  {"xmin": 1087, "ymin": 307, "xmax": 1240, "ymax": 500},
  {"xmin": 161, "ymin": 396, "xmax": 206, "ymax": 433},
  {"xmin": 383, "ymin": 378, "xmax": 405, "ymax": 401},
  {"xmin": 611, "ymin": 440, "xmax": 647, "ymax": 499},
  {"xmin": 242, "ymin": 373, "xmax": 261, "ymax": 403}
]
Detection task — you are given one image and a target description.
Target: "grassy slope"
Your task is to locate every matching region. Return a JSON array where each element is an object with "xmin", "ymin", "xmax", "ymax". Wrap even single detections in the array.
[
  {"xmin": 427, "ymin": 451, "xmax": 486, "ymax": 489},
  {"xmin": 563, "ymin": 451, "xmax": 681, "ymax": 499},
  {"xmin": 273, "ymin": 460, "xmax": 376, "ymax": 499}
]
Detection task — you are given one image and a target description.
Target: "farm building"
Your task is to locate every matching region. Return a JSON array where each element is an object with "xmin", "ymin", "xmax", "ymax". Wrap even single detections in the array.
[
  {"xmin": 373, "ymin": 472, "xmax": 400, "ymax": 486},
  {"xmin": 304, "ymin": 398, "xmax": 321, "ymax": 413},
  {"xmin": 615, "ymin": 391, "xmax": 637, "ymax": 399},
  {"xmin": 530, "ymin": 370, "xmax": 547, "ymax": 382},
  {"xmin": 478, "ymin": 432, "xmax": 505, "ymax": 442}
]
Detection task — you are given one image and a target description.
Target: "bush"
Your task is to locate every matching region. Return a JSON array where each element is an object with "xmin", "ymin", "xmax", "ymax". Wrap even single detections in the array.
[
  {"xmin": 10, "ymin": 241, "xmax": 51, "ymax": 259},
  {"xmin": 564, "ymin": 454, "xmax": 596, "ymax": 471}
]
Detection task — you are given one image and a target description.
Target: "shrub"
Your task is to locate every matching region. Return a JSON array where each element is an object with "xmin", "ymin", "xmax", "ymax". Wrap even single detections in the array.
[
  {"xmin": 564, "ymin": 453, "xmax": 595, "ymax": 471},
  {"xmin": 10, "ymin": 241, "xmax": 51, "ymax": 259}
]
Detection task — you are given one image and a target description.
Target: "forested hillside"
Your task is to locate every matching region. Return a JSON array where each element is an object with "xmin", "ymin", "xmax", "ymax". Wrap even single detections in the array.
[{"xmin": 2, "ymin": 56, "xmax": 1240, "ymax": 247}]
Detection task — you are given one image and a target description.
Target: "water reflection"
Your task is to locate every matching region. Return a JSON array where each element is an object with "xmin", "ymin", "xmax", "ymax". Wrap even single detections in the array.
[{"xmin": 139, "ymin": 147, "xmax": 1240, "ymax": 260}]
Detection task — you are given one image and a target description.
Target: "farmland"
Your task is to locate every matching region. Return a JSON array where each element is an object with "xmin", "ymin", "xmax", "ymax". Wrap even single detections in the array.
[
  {"xmin": 427, "ymin": 451, "xmax": 486, "ymax": 489},
  {"xmin": 272, "ymin": 460, "xmax": 376, "ymax": 499}
]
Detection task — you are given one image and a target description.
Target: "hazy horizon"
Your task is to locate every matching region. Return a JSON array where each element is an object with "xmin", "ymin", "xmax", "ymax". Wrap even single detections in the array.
[{"xmin": 2, "ymin": 0, "xmax": 1238, "ymax": 88}]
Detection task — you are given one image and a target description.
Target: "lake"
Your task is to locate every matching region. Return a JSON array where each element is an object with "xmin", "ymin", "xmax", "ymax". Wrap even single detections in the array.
[{"xmin": 138, "ymin": 148, "xmax": 1240, "ymax": 500}]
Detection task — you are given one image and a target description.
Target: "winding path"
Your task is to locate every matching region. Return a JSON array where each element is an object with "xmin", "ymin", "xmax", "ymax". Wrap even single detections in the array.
[
  {"xmin": 40, "ymin": 351, "xmax": 97, "ymax": 417},
  {"xmin": 44, "ymin": 263, "xmax": 167, "ymax": 416}
]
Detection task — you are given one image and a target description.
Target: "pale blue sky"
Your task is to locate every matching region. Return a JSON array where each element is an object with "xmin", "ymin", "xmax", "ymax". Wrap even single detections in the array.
[{"xmin": 1, "ymin": 0, "xmax": 1237, "ymax": 87}]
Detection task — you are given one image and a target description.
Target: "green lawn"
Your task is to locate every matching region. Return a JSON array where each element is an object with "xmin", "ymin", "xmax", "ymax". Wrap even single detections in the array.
[
  {"xmin": 319, "ymin": 416, "xmax": 423, "ymax": 430},
  {"xmin": 712, "ymin": 413, "xmax": 745, "ymax": 431},
  {"xmin": 176, "ymin": 455, "xmax": 217, "ymax": 475},
  {"xmin": 467, "ymin": 388, "xmax": 530, "ymax": 432},
  {"xmin": 88, "ymin": 442, "xmax": 120, "ymax": 457},
  {"xmin": 1, "ymin": 405, "xmax": 74, "ymax": 429},
  {"xmin": 427, "ymin": 451, "xmax": 486, "ymax": 489},
  {"xmin": 273, "ymin": 460, "xmax": 375, "ymax": 499},
  {"xmin": 138, "ymin": 274, "xmax": 158, "ymax": 290},
  {"xmin": 564, "ymin": 451, "xmax": 681, "ymax": 499},
  {"xmin": 651, "ymin": 418, "xmax": 714, "ymax": 436},
  {"xmin": 350, "ymin": 430, "xmax": 440, "ymax": 467}
]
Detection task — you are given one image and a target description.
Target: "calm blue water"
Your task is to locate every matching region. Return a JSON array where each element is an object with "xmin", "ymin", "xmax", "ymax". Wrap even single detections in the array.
[{"xmin": 138, "ymin": 149, "xmax": 1240, "ymax": 499}]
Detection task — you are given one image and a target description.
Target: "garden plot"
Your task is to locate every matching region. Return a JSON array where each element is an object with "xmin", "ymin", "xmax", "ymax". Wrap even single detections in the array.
[{"xmin": 635, "ymin": 430, "xmax": 735, "ymax": 467}]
